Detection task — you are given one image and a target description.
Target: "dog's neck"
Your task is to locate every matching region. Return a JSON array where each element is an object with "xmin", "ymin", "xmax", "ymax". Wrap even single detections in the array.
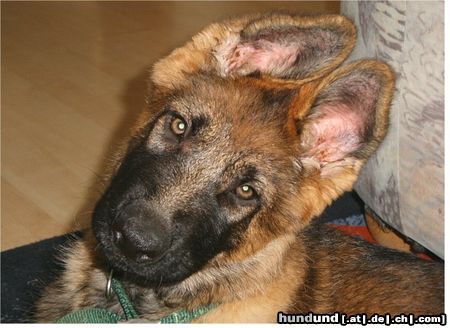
[{"xmin": 155, "ymin": 232, "xmax": 302, "ymax": 308}]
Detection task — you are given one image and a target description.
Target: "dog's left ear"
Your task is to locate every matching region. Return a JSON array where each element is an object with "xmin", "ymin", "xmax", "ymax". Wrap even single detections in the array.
[{"xmin": 294, "ymin": 60, "xmax": 395, "ymax": 186}]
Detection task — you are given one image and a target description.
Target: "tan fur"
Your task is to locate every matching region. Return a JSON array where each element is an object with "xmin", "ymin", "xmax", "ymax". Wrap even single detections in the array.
[{"xmin": 195, "ymin": 251, "xmax": 304, "ymax": 323}]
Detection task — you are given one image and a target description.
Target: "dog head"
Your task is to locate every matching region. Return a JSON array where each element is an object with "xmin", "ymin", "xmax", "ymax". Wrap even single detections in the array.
[{"xmin": 92, "ymin": 13, "xmax": 395, "ymax": 286}]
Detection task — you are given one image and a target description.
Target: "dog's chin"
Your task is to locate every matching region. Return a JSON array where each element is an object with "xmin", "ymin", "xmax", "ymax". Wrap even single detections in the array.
[
  {"xmin": 112, "ymin": 261, "xmax": 190, "ymax": 286},
  {"xmin": 96, "ymin": 237, "xmax": 197, "ymax": 286}
]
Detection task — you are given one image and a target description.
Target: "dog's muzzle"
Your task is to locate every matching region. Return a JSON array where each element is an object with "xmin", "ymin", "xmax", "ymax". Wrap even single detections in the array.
[{"xmin": 111, "ymin": 200, "xmax": 171, "ymax": 263}]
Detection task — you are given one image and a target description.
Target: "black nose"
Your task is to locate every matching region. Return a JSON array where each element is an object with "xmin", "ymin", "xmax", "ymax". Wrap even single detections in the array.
[{"xmin": 112, "ymin": 201, "xmax": 171, "ymax": 262}]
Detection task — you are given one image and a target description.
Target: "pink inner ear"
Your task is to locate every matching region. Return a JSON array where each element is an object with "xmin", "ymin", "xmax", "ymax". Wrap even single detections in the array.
[
  {"xmin": 227, "ymin": 40, "xmax": 299, "ymax": 75},
  {"xmin": 306, "ymin": 103, "xmax": 369, "ymax": 163}
]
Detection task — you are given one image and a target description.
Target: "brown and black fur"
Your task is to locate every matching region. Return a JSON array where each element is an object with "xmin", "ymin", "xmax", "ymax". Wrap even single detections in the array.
[{"xmin": 35, "ymin": 13, "xmax": 444, "ymax": 322}]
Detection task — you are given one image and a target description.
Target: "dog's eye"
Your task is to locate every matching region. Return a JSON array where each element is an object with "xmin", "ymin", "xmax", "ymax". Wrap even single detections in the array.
[
  {"xmin": 235, "ymin": 184, "xmax": 256, "ymax": 200},
  {"xmin": 170, "ymin": 117, "xmax": 187, "ymax": 136}
]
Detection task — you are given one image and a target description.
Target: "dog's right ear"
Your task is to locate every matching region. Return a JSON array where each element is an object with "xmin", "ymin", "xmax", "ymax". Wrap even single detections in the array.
[{"xmin": 151, "ymin": 14, "xmax": 356, "ymax": 89}]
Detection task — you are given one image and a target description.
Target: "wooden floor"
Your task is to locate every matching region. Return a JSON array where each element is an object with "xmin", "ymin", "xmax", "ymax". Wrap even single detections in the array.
[{"xmin": 1, "ymin": 1, "xmax": 340, "ymax": 250}]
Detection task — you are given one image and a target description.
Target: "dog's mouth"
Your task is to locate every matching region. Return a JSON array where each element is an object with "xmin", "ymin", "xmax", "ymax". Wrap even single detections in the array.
[{"xmin": 93, "ymin": 213, "xmax": 199, "ymax": 285}]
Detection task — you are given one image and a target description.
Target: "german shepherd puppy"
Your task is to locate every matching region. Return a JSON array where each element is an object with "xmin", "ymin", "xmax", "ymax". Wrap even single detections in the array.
[{"xmin": 35, "ymin": 13, "xmax": 444, "ymax": 322}]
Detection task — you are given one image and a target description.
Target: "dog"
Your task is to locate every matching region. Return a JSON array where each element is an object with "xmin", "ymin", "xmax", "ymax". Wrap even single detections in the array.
[{"xmin": 35, "ymin": 13, "xmax": 444, "ymax": 323}]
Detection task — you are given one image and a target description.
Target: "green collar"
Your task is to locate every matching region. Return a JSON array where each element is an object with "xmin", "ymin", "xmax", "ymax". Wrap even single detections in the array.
[
  {"xmin": 159, "ymin": 304, "xmax": 218, "ymax": 324},
  {"xmin": 57, "ymin": 276, "xmax": 216, "ymax": 323}
]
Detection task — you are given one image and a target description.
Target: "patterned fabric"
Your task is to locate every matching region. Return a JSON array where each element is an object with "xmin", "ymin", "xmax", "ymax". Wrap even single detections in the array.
[{"xmin": 341, "ymin": 1, "xmax": 444, "ymax": 258}]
